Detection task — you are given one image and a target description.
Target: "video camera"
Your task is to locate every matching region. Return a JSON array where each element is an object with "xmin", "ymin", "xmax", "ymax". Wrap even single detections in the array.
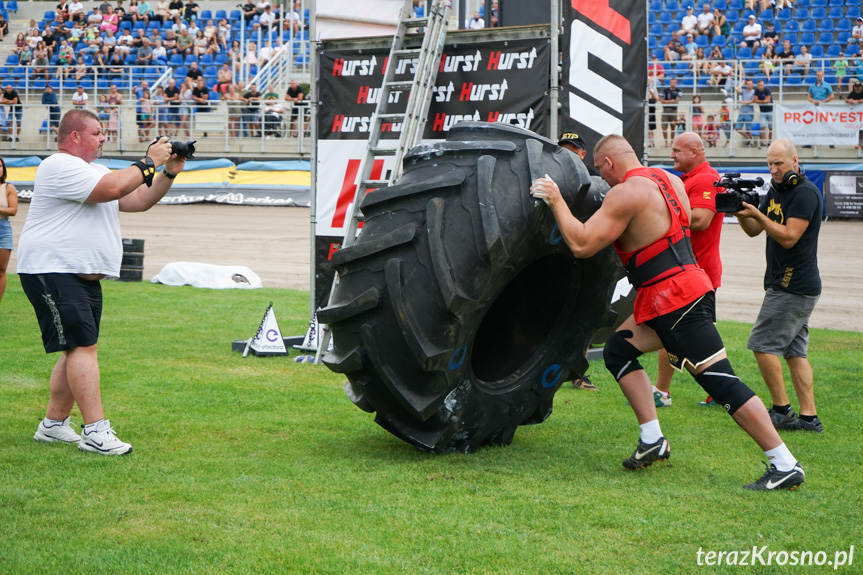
[{"xmin": 713, "ymin": 173, "xmax": 764, "ymax": 213}]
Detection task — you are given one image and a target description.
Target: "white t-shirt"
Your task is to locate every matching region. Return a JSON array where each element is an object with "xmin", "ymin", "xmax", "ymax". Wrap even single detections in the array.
[
  {"xmin": 743, "ymin": 23, "xmax": 762, "ymax": 41},
  {"xmin": 681, "ymin": 14, "xmax": 697, "ymax": 33},
  {"xmin": 72, "ymin": 91, "xmax": 88, "ymax": 107},
  {"xmin": 17, "ymin": 153, "xmax": 122, "ymax": 277},
  {"xmin": 697, "ymin": 12, "xmax": 714, "ymax": 30}
]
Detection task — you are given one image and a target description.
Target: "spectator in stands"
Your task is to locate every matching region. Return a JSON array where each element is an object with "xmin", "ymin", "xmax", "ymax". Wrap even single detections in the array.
[
  {"xmin": 289, "ymin": 1, "xmax": 303, "ymax": 36},
  {"xmin": 192, "ymin": 29, "xmax": 207, "ymax": 56},
  {"xmin": 184, "ymin": 0, "xmax": 199, "ymax": 21},
  {"xmin": 762, "ymin": 21, "xmax": 778, "ymax": 47},
  {"xmin": 834, "ymin": 56, "xmax": 849, "ymax": 92},
  {"xmin": 847, "ymin": 78, "xmax": 863, "ymax": 105},
  {"xmin": 74, "ymin": 56, "xmax": 89, "ymax": 81},
  {"xmin": 255, "ymin": 0, "xmax": 270, "ymax": 15},
  {"xmin": 99, "ymin": 0, "xmax": 112, "ymax": 13},
  {"xmin": 121, "ymin": 0, "xmax": 136, "ymax": 22},
  {"xmin": 54, "ymin": 15, "xmax": 71, "ymax": 38},
  {"xmin": 93, "ymin": 45, "xmax": 111, "ymax": 72},
  {"xmin": 171, "ymin": 15, "xmax": 187, "ymax": 33},
  {"xmin": 131, "ymin": 27, "xmax": 149, "ymax": 51},
  {"xmin": 256, "ymin": 4, "xmax": 276, "ymax": 31},
  {"xmin": 712, "ymin": 8, "xmax": 729, "ymax": 38},
  {"xmin": 718, "ymin": 102, "xmax": 731, "ymax": 146},
  {"xmin": 185, "ymin": 60, "xmax": 202, "ymax": 83},
  {"xmin": 87, "ymin": 7, "xmax": 103, "ymax": 26},
  {"xmin": 148, "ymin": 26, "xmax": 162, "ymax": 46},
  {"xmin": 808, "ymin": 70, "xmax": 834, "ymax": 107},
  {"xmin": 754, "ymin": 78, "xmax": 773, "ymax": 145},
  {"xmin": 708, "ymin": 59, "xmax": 732, "ymax": 88},
  {"xmin": 108, "ymin": 49, "xmax": 125, "ymax": 79},
  {"xmin": 71, "ymin": 84, "xmax": 88, "ymax": 108},
  {"xmin": 681, "ymin": 5, "xmax": 698, "ymax": 37},
  {"xmin": 244, "ymin": 83, "xmax": 263, "ymax": 138},
  {"xmin": 664, "ymin": 30, "xmax": 686, "ymax": 61},
  {"xmin": 241, "ymin": 0, "xmax": 256, "ymax": 24},
  {"xmin": 138, "ymin": 0, "xmax": 153, "ymax": 24},
  {"xmin": 151, "ymin": 37, "xmax": 167, "ymax": 62},
  {"xmin": 467, "ymin": 11, "xmax": 485, "ymax": 30},
  {"xmin": 203, "ymin": 18, "xmax": 216, "ymax": 42},
  {"xmin": 154, "ymin": 0, "xmax": 170, "ymax": 23},
  {"xmin": 760, "ymin": 44, "xmax": 778, "ymax": 80},
  {"xmin": 162, "ymin": 29, "xmax": 178, "ymax": 53},
  {"xmin": 116, "ymin": 27, "xmax": 134, "ymax": 56},
  {"xmin": 152, "ymin": 84, "xmax": 168, "ymax": 129},
  {"xmin": 225, "ymin": 83, "xmax": 243, "ymax": 137},
  {"xmin": 695, "ymin": 46, "xmax": 713, "ymax": 75},
  {"xmin": 691, "ymin": 94, "xmax": 704, "ymax": 135},
  {"xmin": 26, "ymin": 29, "xmax": 43, "ymax": 51},
  {"xmin": 136, "ymin": 40, "xmax": 154, "ymax": 65},
  {"xmin": 135, "ymin": 80, "xmax": 150, "ymax": 139},
  {"xmin": 217, "ymin": 18, "xmax": 230, "ymax": 50},
  {"xmin": 245, "ymin": 41, "xmax": 258, "ymax": 69},
  {"xmin": 33, "ymin": 42, "xmax": 51, "ymax": 81},
  {"xmin": 648, "ymin": 53, "xmax": 665, "ymax": 87},
  {"xmin": 216, "ymin": 62, "xmax": 232, "ymax": 96},
  {"xmin": 0, "ymin": 13, "xmax": 8, "ymax": 42},
  {"xmin": 259, "ymin": 40, "xmax": 274, "ymax": 67},
  {"xmin": 777, "ymin": 38, "xmax": 793, "ymax": 59},
  {"xmin": 101, "ymin": 5, "xmax": 119, "ymax": 33},
  {"xmin": 168, "ymin": 0, "xmax": 183, "ymax": 20},
  {"xmin": 43, "ymin": 85, "xmax": 61, "ymax": 135},
  {"xmin": 682, "ymin": 33, "xmax": 698, "ymax": 61},
  {"xmin": 56, "ymin": 39, "xmax": 74, "ymax": 77},
  {"xmin": 178, "ymin": 77, "xmax": 193, "ymax": 137},
  {"xmin": 696, "ymin": 3, "xmax": 714, "ymax": 38},
  {"xmin": 139, "ymin": 90, "xmax": 154, "ymax": 141},
  {"xmin": 186, "ymin": 18, "xmax": 200, "ymax": 37},
  {"xmin": 192, "ymin": 77, "xmax": 210, "ymax": 124},
  {"xmin": 103, "ymin": 28, "xmax": 117, "ymax": 52},
  {"xmin": 789, "ymin": 44, "xmax": 811, "ymax": 78},
  {"xmin": 164, "ymin": 77, "xmax": 181, "ymax": 130},
  {"xmin": 69, "ymin": 0, "xmax": 86, "ymax": 22},
  {"xmin": 263, "ymin": 91, "xmax": 284, "ymax": 139},
  {"xmin": 18, "ymin": 44, "xmax": 32, "ymax": 67},
  {"xmin": 80, "ymin": 23, "xmax": 103, "ymax": 55},
  {"xmin": 647, "ymin": 85, "xmax": 658, "ymax": 147},
  {"xmin": 176, "ymin": 27, "xmax": 193, "ymax": 55},
  {"xmin": 740, "ymin": 14, "xmax": 762, "ymax": 49},
  {"xmin": 96, "ymin": 94, "xmax": 110, "ymax": 136},
  {"xmin": 703, "ymin": 115, "xmax": 719, "ymax": 147},
  {"xmin": 851, "ymin": 18, "xmax": 863, "ymax": 47},
  {"xmin": 286, "ymin": 79, "xmax": 305, "ymax": 137},
  {"xmin": 661, "ymin": 76, "xmax": 682, "ymax": 145},
  {"xmin": 57, "ymin": 0, "xmax": 71, "ymax": 22},
  {"xmin": 734, "ymin": 78, "xmax": 756, "ymax": 145}
]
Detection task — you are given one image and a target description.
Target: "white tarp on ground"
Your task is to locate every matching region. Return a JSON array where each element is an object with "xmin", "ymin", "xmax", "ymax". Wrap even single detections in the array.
[
  {"xmin": 315, "ymin": 0, "xmax": 402, "ymax": 40},
  {"xmin": 151, "ymin": 262, "xmax": 263, "ymax": 289}
]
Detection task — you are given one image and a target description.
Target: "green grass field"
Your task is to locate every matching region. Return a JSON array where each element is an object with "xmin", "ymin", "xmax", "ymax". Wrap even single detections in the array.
[{"xmin": 1, "ymin": 279, "xmax": 861, "ymax": 574}]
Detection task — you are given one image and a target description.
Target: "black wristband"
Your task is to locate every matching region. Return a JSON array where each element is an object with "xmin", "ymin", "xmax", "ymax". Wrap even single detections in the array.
[
  {"xmin": 133, "ymin": 157, "xmax": 156, "ymax": 187},
  {"xmin": 162, "ymin": 169, "xmax": 177, "ymax": 180}
]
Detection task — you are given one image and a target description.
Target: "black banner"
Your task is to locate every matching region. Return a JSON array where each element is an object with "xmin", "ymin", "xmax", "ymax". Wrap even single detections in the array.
[
  {"xmin": 318, "ymin": 36, "xmax": 550, "ymax": 141},
  {"xmin": 824, "ymin": 171, "xmax": 863, "ymax": 218},
  {"xmin": 561, "ymin": 0, "xmax": 647, "ymax": 161}
]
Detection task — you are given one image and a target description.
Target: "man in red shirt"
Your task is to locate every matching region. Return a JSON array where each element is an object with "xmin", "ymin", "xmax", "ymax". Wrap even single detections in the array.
[{"xmin": 653, "ymin": 132, "xmax": 723, "ymax": 408}]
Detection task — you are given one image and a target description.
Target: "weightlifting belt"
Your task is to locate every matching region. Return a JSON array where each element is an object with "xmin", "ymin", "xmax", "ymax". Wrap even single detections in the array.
[{"xmin": 624, "ymin": 228, "xmax": 698, "ymax": 288}]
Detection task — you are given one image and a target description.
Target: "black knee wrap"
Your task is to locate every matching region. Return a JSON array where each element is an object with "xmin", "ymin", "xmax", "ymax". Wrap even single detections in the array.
[
  {"xmin": 693, "ymin": 358, "xmax": 756, "ymax": 415},
  {"xmin": 603, "ymin": 330, "xmax": 645, "ymax": 382}
]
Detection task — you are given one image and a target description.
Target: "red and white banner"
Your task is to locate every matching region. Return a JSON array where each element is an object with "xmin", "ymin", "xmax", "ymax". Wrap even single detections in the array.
[
  {"xmin": 561, "ymin": 1, "xmax": 647, "ymax": 160},
  {"xmin": 776, "ymin": 103, "xmax": 863, "ymax": 146}
]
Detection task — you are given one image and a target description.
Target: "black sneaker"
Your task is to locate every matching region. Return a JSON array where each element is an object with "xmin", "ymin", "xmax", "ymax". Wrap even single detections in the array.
[
  {"xmin": 796, "ymin": 417, "xmax": 824, "ymax": 433},
  {"xmin": 623, "ymin": 437, "xmax": 670, "ymax": 470},
  {"xmin": 769, "ymin": 408, "xmax": 800, "ymax": 430},
  {"xmin": 744, "ymin": 461, "xmax": 805, "ymax": 491}
]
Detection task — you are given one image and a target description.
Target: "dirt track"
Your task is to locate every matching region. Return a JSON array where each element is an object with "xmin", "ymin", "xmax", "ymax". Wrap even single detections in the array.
[{"xmin": 7, "ymin": 203, "xmax": 861, "ymax": 332}]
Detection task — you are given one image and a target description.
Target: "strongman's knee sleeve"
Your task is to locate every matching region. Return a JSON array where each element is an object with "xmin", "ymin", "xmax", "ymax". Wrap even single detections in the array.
[
  {"xmin": 692, "ymin": 358, "xmax": 756, "ymax": 415},
  {"xmin": 603, "ymin": 330, "xmax": 645, "ymax": 382}
]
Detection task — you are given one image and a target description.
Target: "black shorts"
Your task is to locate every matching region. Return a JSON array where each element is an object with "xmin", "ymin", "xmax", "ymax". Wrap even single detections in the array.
[
  {"xmin": 19, "ymin": 273, "xmax": 103, "ymax": 353},
  {"xmin": 645, "ymin": 291, "xmax": 724, "ymax": 372}
]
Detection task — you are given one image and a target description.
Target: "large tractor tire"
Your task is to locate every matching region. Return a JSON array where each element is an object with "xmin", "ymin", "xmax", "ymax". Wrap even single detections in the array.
[{"xmin": 319, "ymin": 122, "xmax": 626, "ymax": 453}]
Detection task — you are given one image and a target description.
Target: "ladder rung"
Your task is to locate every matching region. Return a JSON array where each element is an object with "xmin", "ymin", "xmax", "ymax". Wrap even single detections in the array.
[
  {"xmin": 362, "ymin": 180, "xmax": 390, "ymax": 189},
  {"xmin": 370, "ymin": 147, "xmax": 398, "ymax": 156},
  {"xmin": 403, "ymin": 17, "xmax": 428, "ymax": 27},
  {"xmin": 387, "ymin": 81, "xmax": 414, "ymax": 91},
  {"xmin": 394, "ymin": 49, "xmax": 421, "ymax": 58},
  {"xmin": 378, "ymin": 113, "xmax": 405, "ymax": 122}
]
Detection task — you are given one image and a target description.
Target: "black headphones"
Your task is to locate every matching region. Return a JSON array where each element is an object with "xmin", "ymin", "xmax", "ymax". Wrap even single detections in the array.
[{"xmin": 772, "ymin": 170, "xmax": 801, "ymax": 192}]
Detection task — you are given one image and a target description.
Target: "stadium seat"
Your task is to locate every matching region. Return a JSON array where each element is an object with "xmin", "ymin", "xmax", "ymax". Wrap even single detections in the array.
[
  {"xmin": 722, "ymin": 47, "xmax": 734, "ymax": 59},
  {"xmin": 229, "ymin": 9, "xmax": 241, "ymax": 20},
  {"xmin": 846, "ymin": 45, "xmax": 860, "ymax": 57},
  {"xmin": 793, "ymin": 8, "xmax": 810, "ymax": 19},
  {"xmin": 728, "ymin": 0, "xmax": 743, "ymax": 9},
  {"xmin": 119, "ymin": 20, "xmax": 131, "ymax": 30},
  {"xmin": 200, "ymin": 54, "xmax": 214, "ymax": 65},
  {"xmin": 4, "ymin": 54, "xmax": 17, "ymax": 65},
  {"xmin": 826, "ymin": 44, "xmax": 841, "ymax": 57},
  {"xmin": 666, "ymin": 0, "xmax": 679, "ymax": 11},
  {"xmin": 133, "ymin": 21, "xmax": 146, "ymax": 30},
  {"xmin": 657, "ymin": 11, "xmax": 672, "ymax": 24},
  {"xmin": 848, "ymin": 7, "xmax": 862, "ymax": 19},
  {"xmin": 168, "ymin": 53, "xmax": 182, "ymax": 66},
  {"xmin": 203, "ymin": 65, "xmax": 216, "ymax": 77},
  {"xmin": 5, "ymin": 0, "xmax": 15, "ymax": 13},
  {"xmin": 828, "ymin": 0, "xmax": 844, "ymax": 6},
  {"xmin": 199, "ymin": 9, "xmax": 212, "ymax": 20},
  {"xmin": 184, "ymin": 54, "xmax": 197, "ymax": 65},
  {"xmin": 39, "ymin": 120, "xmax": 49, "ymax": 135},
  {"xmin": 649, "ymin": 0, "xmax": 662, "ymax": 10},
  {"xmin": 827, "ymin": 6, "xmax": 843, "ymax": 19},
  {"xmin": 714, "ymin": 0, "xmax": 727, "ymax": 9},
  {"xmin": 650, "ymin": 23, "xmax": 663, "ymax": 36},
  {"xmin": 784, "ymin": 20, "xmax": 800, "ymax": 33},
  {"xmin": 837, "ymin": 18, "xmax": 853, "ymax": 31},
  {"xmin": 738, "ymin": 46, "xmax": 752, "ymax": 59},
  {"xmin": 214, "ymin": 53, "xmax": 228, "ymax": 65},
  {"xmin": 725, "ymin": 9, "xmax": 738, "ymax": 22},
  {"xmin": 811, "ymin": 0, "xmax": 827, "ymax": 6},
  {"xmin": 810, "ymin": 7, "xmax": 827, "ymax": 19},
  {"xmin": 0, "ymin": 2, "xmax": 6, "ymax": 11},
  {"xmin": 838, "ymin": 31, "xmax": 852, "ymax": 43},
  {"xmin": 175, "ymin": 65, "xmax": 187, "ymax": 77},
  {"xmin": 810, "ymin": 45, "xmax": 825, "ymax": 57},
  {"xmin": 215, "ymin": 10, "xmax": 227, "ymax": 20},
  {"xmin": 785, "ymin": 32, "xmax": 798, "ymax": 45},
  {"xmin": 820, "ymin": 19, "xmax": 834, "ymax": 32},
  {"xmin": 43, "ymin": 10, "xmax": 55, "ymax": 21},
  {"xmin": 711, "ymin": 35, "xmax": 726, "ymax": 47},
  {"xmin": 695, "ymin": 35, "xmax": 709, "ymax": 48},
  {"xmin": 817, "ymin": 32, "xmax": 835, "ymax": 45},
  {"xmin": 148, "ymin": 20, "xmax": 159, "ymax": 30},
  {"xmin": 800, "ymin": 32, "xmax": 816, "ymax": 45},
  {"xmin": 49, "ymin": 78, "xmax": 61, "ymax": 89}
]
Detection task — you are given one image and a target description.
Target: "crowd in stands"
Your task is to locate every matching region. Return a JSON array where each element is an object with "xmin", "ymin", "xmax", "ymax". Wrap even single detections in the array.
[
  {"xmin": 0, "ymin": 0, "xmax": 311, "ymax": 140},
  {"xmin": 648, "ymin": 0, "xmax": 863, "ymax": 147}
]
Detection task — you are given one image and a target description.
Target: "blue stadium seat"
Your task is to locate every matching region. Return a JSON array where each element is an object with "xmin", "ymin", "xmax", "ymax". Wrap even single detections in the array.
[
  {"xmin": 785, "ymin": 32, "xmax": 798, "ymax": 45},
  {"xmin": 649, "ymin": 0, "xmax": 662, "ymax": 10},
  {"xmin": 838, "ymin": 31, "xmax": 852, "ymax": 43},
  {"xmin": 793, "ymin": 7, "xmax": 810, "ymax": 19},
  {"xmin": 714, "ymin": 0, "xmax": 727, "ymax": 9},
  {"xmin": 184, "ymin": 54, "xmax": 197, "ymax": 64},
  {"xmin": 175, "ymin": 65, "xmax": 187, "ymax": 77},
  {"xmin": 827, "ymin": 6, "xmax": 843, "ymax": 19},
  {"xmin": 133, "ymin": 21, "xmax": 146, "ymax": 30},
  {"xmin": 810, "ymin": 45, "xmax": 825, "ymax": 56},
  {"xmin": 817, "ymin": 31, "xmax": 835, "ymax": 44},
  {"xmin": 49, "ymin": 78, "xmax": 61, "ymax": 89},
  {"xmin": 695, "ymin": 35, "xmax": 709, "ymax": 48},
  {"xmin": 728, "ymin": 0, "xmax": 743, "ymax": 9},
  {"xmin": 828, "ymin": 0, "xmax": 844, "ymax": 6},
  {"xmin": 119, "ymin": 20, "xmax": 131, "ymax": 30},
  {"xmin": 725, "ymin": 9, "xmax": 738, "ymax": 22},
  {"xmin": 148, "ymin": 20, "xmax": 159, "ymax": 30},
  {"xmin": 837, "ymin": 18, "xmax": 853, "ymax": 31},
  {"xmin": 810, "ymin": 7, "xmax": 826, "ymax": 19},
  {"xmin": 846, "ymin": 45, "xmax": 860, "ymax": 57},
  {"xmin": 666, "ymin": 0, "xmax": 679, "ymax": 11},
  {"xmin": 775, "ymin": 8, "xmax": 791, "ymax": 21},
  {"xmin": 4, "ymin": 53, "xmax": 17, "ymax": 65},
  {"xmin": 203, "ymin": 65, "xmax": 216, "ymax": 78},
  {"xmin": 786, "ymin": 73, "xmax": 802, "ymax": 85},
  {"xmin": 5, "ymin": 0, "xmax": 16, "ymax": 13},
  {"xmin": 199, "ymin": 9, "xmax": 212, "ymax": 20},
  {"xmin": 711, "ymin": 34, "xmax": 727, "ymax": 47},
  {"xmin": 738, "ymin": 46, "xmax": 752, "ymax": 59},
  {"xmin": 722, "ymin": 46, "xmax": 734, "ymax": 58},
  {"xmin": 650, "ymin": 23, "xmax": 664, "ymax": 36},
  {"xmin": 169, "ymin": 53, "xmax": 182, "ymax": 65},
  {"xmin": 229, "ymin": 9, "xmax": 241, "ymax": 20},
  {"xmin": 200, "ymin": 54, "xmax": 214, "ymax": 65},
  {"xmin": 214, "ymin": 53, "xmax": 228, "ymax": 65},
  {"xmin": 43, "ymin": 10, "xmax": 55, "ymax": 21},
  {"xmin": 801, "ymin": 20, "xmax": 817, "ymax": 32},
  {"xmin": 0, "ymin": 3, "xmax": 6, "ymax": 12},
  {"xmin": 811, "ymin": 0, "xmax": 827, "ymax": 6},
  {"xmin": 657, "ymin": 11, "xmax": 672, "ymax": 24},
  {"xmin": 826, "ymin": 44, "xmax": 841, "ymax": 57},
  {"xmin": 648, "ymin": 12, "xmax": 656, "ymax": 25},
  {"xmin": 215, "ymin": 10, "xmax": 227, "ymax": 20},
  {"xmin": 848, "ymin": 7, "xmax": 862, "ymax": 19}
]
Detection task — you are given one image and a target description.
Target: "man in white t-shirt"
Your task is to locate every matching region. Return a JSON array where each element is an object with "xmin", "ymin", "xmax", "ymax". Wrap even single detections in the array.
[
  {"xmin": 72, "ymin": 85, "xmax": 88, "ymax": 108},
  {"xmin": 680, "ymin": 5, "xmax": 698, "ymax": 36},
  {"xmin": 68, "ymin": 0, "xmax": 85, "ymax": 21},
  {"xmin": 850, "ymin": 17, "xmax": 863, "ymax": 45},
  {"xmin": 466, "ymin": 11, "xmax": 484, "ymax": 30},
  {"xmin": 18, "ymin": 109, "xmax": 185, "ymax": 456},
  {"xmin": 740, "ymin": 14, "xmax": 762, "ymax": 49},
  {"xmin": 696, "ymin": 3, "xmax": 714, "ymax": 37}
]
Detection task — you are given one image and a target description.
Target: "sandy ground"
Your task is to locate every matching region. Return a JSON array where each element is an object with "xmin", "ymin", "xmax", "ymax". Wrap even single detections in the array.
[{"xmin": 7, "ymin": 203, "xmax": 862, "ymax": 333}]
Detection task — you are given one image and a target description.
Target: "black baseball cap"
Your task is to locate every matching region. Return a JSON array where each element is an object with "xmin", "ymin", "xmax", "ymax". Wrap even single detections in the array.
[{"xmin": 559, "ymin": 132, "xmax": 586, "ymax": 149}]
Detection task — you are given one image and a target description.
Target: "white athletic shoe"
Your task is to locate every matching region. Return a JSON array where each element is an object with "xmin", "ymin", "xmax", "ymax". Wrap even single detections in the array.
[
  {"xmin": 78, "ymin": 419, "xmax": 133, "ymax": 456},
  {"xmin": 34, "ymin": 417, "xmax": 82, "ymax": 443}
]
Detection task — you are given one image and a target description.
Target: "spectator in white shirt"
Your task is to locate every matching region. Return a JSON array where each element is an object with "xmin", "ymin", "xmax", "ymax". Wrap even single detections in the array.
[
  {"xmin": 466, "ymin": 11, "xmax": 484, "ymax": 30},
  {"xmin": 681, "ymin": 5, "xmax": 698, "ymax": 36},
  {"xmin": 740, "ymin": 14, "xmax": 762, "ymax": 49},
  {"xmin": 696, "ymin": 4, "xmax": 714, "ymax": 37},
  {"xmin": 850, "ymin": 17, "xmax": 863, "ymax": 45}
]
